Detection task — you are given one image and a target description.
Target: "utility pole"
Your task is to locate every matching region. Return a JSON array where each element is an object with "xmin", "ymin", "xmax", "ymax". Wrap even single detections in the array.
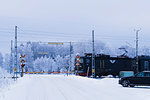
[
  {"xmin": 135, "ymin": 29, "xmax": 141, "ymax": 73},
  {"xmin": 14, "ymin": 26, "xmax": 18, "ymax": 78},
  {"xmin": 92, "ymin": 30, "xmax": 95, "ymax": 78},
  {"xmin": 10, "ymin": 40, "xmax": 13, "ymax": 74}
]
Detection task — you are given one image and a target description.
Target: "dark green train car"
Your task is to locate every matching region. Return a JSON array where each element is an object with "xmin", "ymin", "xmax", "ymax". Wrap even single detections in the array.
[{"xmin": 75, "ymin": 54, "xmax": 136, "ymax": 77}]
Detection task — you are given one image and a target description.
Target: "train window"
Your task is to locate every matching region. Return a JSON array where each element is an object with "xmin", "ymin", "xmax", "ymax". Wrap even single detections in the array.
[
  {"xmin": 144, "ymin": 61, "xmax": 149, "ymax": 70},
  {"xmin": 86, "ymin": 59, "xmax": 90, "ymax": 63},
  {"xmin": 145, "ymin": 72, "xmax": 150, "ymax": 77}
]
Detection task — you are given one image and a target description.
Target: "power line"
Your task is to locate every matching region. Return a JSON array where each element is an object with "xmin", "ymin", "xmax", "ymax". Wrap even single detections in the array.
[
  {"xmin": 16, "ymin": 30, "xmax": 135, "ymax": 41},
  {"xmin": 1, "ymin": 27, "xmax": 150, "ymax": 43},
  {"xmin": 0, "ymin": 27, "xmax": 141, "ymax": 40},
  {"xmin": 0, "ymin": 27, "xmax": 146, "ymax": 39},
  {"xmin": 17, "ymin": 27, "xmax": 136, "ymax": 38},
  {"xmin": 17, "ymin": 31, "xmax": 135, "ymax": 39}
]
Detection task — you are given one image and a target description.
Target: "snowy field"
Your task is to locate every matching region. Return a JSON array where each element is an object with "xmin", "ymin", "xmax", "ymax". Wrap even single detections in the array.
[{"xmin": 0, "ymin": 74, "xmax": 150, "ymax": 100}]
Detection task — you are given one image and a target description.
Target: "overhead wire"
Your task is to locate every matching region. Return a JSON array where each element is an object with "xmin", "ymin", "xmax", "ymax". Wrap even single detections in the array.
[
  {"xmin": 0, "ymin": 27, "xmax": 150, "ymax": 44},
  {"xmin": 17, "ymin": 27, "xmax": 136, "ymax": 38},
  {"xmin": 0, "ymin": 27, "xmax": 146, "ymax": 39},
  {"xmin": 0, "ymin": 27, "xmax": 139, "ymax": 39},
  {"xmin": 16, "ymin": 33, "xmax": 135, "ymax": 42}
]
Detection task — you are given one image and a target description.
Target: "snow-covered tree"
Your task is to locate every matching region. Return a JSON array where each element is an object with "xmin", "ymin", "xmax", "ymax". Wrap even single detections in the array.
[
  {"xmin": 115, "ymin": 45, "xmax": 135, "ymax": 57},
  {"xmin": 3, "ymin": 54, "xmax": 11, "ymax": 73},
  {"xmin": 33, "ymin": 56, "xmax": 56, "ymax": 72},
  {"xmin": 55, "ymin": 55, "xmax": 64, "ymax": 71},
  {"xmin": 0, "ymin": 52, "xmax": 3, "ymax": 67},
  {"xmin": 20, "ymin": 42, "xmax": 34, "ymax": 72},
  {"xmin": 73, "ymin": 40, "xmax": 112, "ymax": 56},
  {"xmin": 140, "ymin": 47, "xmax": 150, "ymax": 56}
]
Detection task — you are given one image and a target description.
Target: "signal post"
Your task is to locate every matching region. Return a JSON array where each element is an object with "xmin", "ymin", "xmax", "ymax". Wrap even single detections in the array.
[
  {"xmin": 75, "ymin": 54, "xmax": 80, "ymax": 76},
  {"xmin": 20, "ymin": 54, "xmax": 26, "ymax": 77}
]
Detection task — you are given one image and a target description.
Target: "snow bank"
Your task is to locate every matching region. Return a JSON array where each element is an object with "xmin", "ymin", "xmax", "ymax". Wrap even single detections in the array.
[{"xmin": 0, "ymin": 67, "xmax": 14, "ymax": 90}]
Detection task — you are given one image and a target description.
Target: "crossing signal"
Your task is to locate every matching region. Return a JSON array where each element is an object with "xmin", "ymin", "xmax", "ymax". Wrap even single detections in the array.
[
  {"xmin": 75, "ymin": 53, "xmax": 80, "ymax": 76},
  {"xmin": 20, "ymin": 59, "xmax": 25, "ymax": 63},
  {"xmin": 20, "ymin": 54, "xmax": 26, "ymax": 58},
  {"xmin": 21, "ymin": 63, "xmax": 25, "ymax": 68},
  {"xmin": 75, "ymin": 55, "xmax": 80, "ymax": 66},
  {"xmin": 20, "ymin": 54, "xmax": 26, "ymax": 77}
]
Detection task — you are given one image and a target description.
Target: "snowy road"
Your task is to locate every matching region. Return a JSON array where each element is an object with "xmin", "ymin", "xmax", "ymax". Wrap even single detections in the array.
[{"xmin": 1, "ymin": 75, "xmax": 150, "ymax": 100}]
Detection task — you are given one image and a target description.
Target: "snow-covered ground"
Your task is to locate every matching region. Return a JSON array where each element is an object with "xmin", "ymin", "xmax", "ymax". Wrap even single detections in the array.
[
  {"xmin": 0, "ymin": 68, "xmax": 14, "ymax": 91},
  {"xmin": 0, "ymin": 74, "xmax": 150, "ymax": 100}
]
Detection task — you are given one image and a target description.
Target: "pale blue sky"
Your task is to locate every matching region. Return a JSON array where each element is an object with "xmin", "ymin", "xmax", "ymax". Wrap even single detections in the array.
[{"xmin": 0, "ymin": 0, "xmax": 150, "ymax": 55}]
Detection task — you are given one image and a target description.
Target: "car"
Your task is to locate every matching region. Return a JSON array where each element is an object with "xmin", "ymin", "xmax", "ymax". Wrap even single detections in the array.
[{"xmin": 119, "ymin": 71, "xmax": 150, "ymax": 87}]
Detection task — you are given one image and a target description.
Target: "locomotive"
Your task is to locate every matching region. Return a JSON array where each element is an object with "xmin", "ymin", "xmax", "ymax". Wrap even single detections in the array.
[{"xmin": 75, "ymin": 53, "xmax": 150, "ymax": 77}]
